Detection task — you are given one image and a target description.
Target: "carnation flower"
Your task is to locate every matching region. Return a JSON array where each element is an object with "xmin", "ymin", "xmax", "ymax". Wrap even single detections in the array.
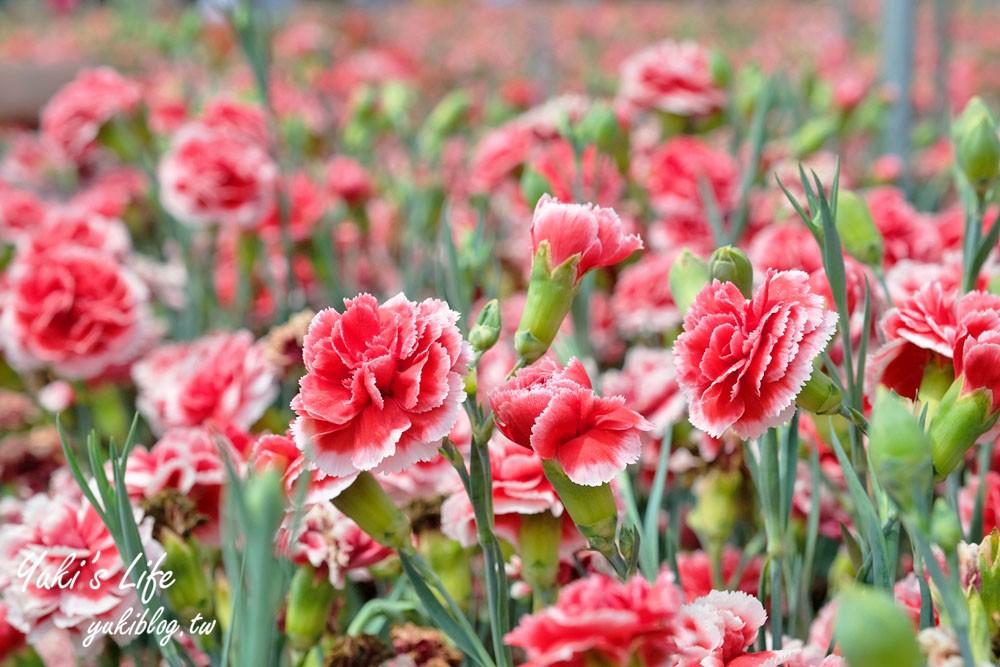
[
  {"xmin": 611, "ymin": 252, "xmax": 682, "ymax": 338},
  {"xmin": 291, "ymin": 293, "xmax": 471, "ymax": 477},
  {"xmin": 491, "ymin": 357, "xmax": 651, "ymax": 486},
  {"xmin": 258, "ymin": 171, "xmax": 327, "ymax": 242},
  {"xmin": 505, "ymin": 567, "xmax": 684, "ymax": 667},
  {"xmin": 40, "ymin": 67, "xmax": 142, "ymax": 162},
  {"xmin": 158, "ymin": 123, "xmax": 277, "ymax": 228},
  {"xmin": 601, "ymin": 347, "xmax": 686, "ymax": 437},
  {"xmin": 640, "ymin": 136, "xmax": 738, "ymax": 221},
  {"xmin": 124, "ymin": 427, "xmax": 234, "ymax": 545},
  {"xmin": 281, "ymin": 502, "xmax": 393, "ymax": 588},
  {"xmin": 132, "ymin": 330, "xmax": 279, "ymax": 435},
  {"xmin": 200, "ymin": 97, "xmax": 270, "ymax": 146},
  {"xmin": 618, "ymin": 40, "xmax": 726, "ymax": 117},
  {"xmin": 250, "ymin": 431, "xmax": 357, "ymax": 503},
  {"xmin": 325, "ymin": 156, "xmax": 374, "ymax": 207},
  {"xmin": 674, "ymin": 270, "xmax": 838, "ymax": 439},
  {"xmin": 0, "ymin": 246, "xmax": 154, "ymax": 379},
  {"xmin": 530, "ymin": 194, "xmax": 643, "ymax": 284},
  {"xmin": 0, "ymin": 493, "xmax": 160, "ymax": 649},
  {"xmin": 0, "ymin": 185, "xmax": 49, "ymax": 245},
  {"xmin": 20, "ymin": 206, "xmax": 131, "ymax": 260}
]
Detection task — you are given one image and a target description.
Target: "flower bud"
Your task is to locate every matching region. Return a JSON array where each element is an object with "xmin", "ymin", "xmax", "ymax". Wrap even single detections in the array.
[
  {"xmin": 159, "ymin": 530, "xmax": 211, "ymax": 622},
  {"xmin": 285, "ymin": 565, "xmax": 336, "ymax": 650},
  {"xmin": 576, "ymin": 102, "xmax": 628, "ymax": 170},
  {"xmin": 380, "ymin": 81, "xmax": 415, "ymax": 124},
  {"xmin": 796, "ymin": 368, "xmax": 844, "ymax": 416},
  {"xmin": 520, "ymin": 168, "xmax": 551, "ymax": 209},
  {"xmin": 669, "ymin": 249, "xmax": 709, "ymax": 314},
  {"xmin": 422, "ymin": 91, "xmax": 470, "ymax": 142},
  {"xmin": 953, "ymin": 96, "xmax": 1000, "ymax": 194},
  {"xmin": 930, "ymin": 497, "xmax": 962, "ymax": 553},
  {"xmin": 708, "ymin": 246, "xmax": 753, "ymax": 298},
  {"xmin": 979, "ymin": 530, "xmax": 1000, "ymax": 623},
  {"xmin": 469, "ymin": 299, "xmax": 502, "ymax": 355},
  {"xmin": 332, "ymin": 471, "xmax": 412, "ymax": 550},
  {"xmin": 868, "ymin": 388, "xmax": 933, "ymax": 517},
  {"xmin": 929, "ymin": 376, "xmax": 999, "ymax": 481},
  {"xmin": 709, "ymin": 49, "xmax": 732, "ymax": 89},
  {"xmin": 687, "ymin": 469, "xmax": 742, "ymax": 558},
  {"xmin": 835, "ymin": 190, "xmax": 884, "ymax": 266},
  {"xmin": 793, "ymin": 116, "xmax": 839, "ymax": 158},
  {"xmin": 419, "ymin": 529, "xmax": 472, "ymax": 608},
  {"xmin": 514, "ymin": 244, "xmax": 579, "ymax": 365},
  {"xmin": 244, "ymin": 469, "xmax": 286, "ymax": 536},
  {"xmin": 834, "ymin": 586, "xmax": 924, "ymax": 667}
]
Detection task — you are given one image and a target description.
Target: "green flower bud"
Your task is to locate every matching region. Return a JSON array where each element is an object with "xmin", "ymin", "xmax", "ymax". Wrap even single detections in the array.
[
  {"xmin": 520, "ymin": 168, "xmax": 551, "ymax": 210},
  {"xmin": 708, "ymin": 246, "xmax": 753, "ymax": 298},
  {"xmin": 332, "ymin": 472, "xmax": 411, "ymax": 549},
  {"xmin": 868, "ymin": 388, "xmax": 933, "ymax": 517},
  {"xmin": 967, "ymin": 591, "xmax": 994, "ymax": 664},
  {"xmin": 423, "ymin": 91, "xmax": 470, "ymax": 140},
  {"xmin": 244, "ymin": 469, "xmax": 286, "ymax": 536},
  {"xmin": 709, "ymin": 50, "xmax": 732, "ymax": 89},
  {"xmin": 159, "ymin": 530, "xmax": 211, "ymax": 622},
  {"xmin": 930, "ymin": 377, "xmax": 999, "ymax": 481},
  {"xmin": 513, "ymin": 243, "xmax": 579, "ymax": 365},
  {"xmin": 576, "ymin": 102, "xmax": 628, "ymax": 171},
  {"xmin": 380, "ymin": 81, "xmax": 415, "ymax": 123},
  {"xmin": 669, "ymin": 249, "xmax": 709, "ymax": 315},
  {"xmin": 796, "ymin": 368, "xmax": 844, "ymax": 416},
  {"xmin": 793, "ymin": 116, "xmax": 839, "ymax": 158},
  {"xmin": 979, "ymin": 530, "xmax": 1000, "ymax": 624},
  {"xmin": 930, "ymin": 497, "xmax": 962, "ymax": 553},
  {"xmin": 835, "ymin": 190, "xmax": 883, "ymax": 266},
  {"xmin": 953, "ymin": 97, "xmax": 1000, "ymax": 194},
  {"xmin": 834, "ymin": 586, "xmax": 925, "ymax": 667},
  {"xmin": 419, "ymin": 529, "xmax": 471, "ymax": 608},
  {"xmin": 687, "ymin": 469, "xmax": 742, "ymax": 554},
  {"xmin": 285, "ymin": 565, "xmax": 336, "ymax": 650},
  {"xmin": 917, "ymin": 361, "xmax": 956, "ymax": 423},
  {"xmin": 469, "ymin": 299, "xmax": 502, "ymax": 355}
]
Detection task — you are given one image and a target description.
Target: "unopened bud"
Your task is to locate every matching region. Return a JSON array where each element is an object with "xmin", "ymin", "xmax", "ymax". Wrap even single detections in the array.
[
  {"xmin": 669, "ymin": 249, "xmax": 709, "ymax": 314},
  {"xmin": 868, "ymin": 388, "xmax": 932, "ymax": 517},
  {"xmin": 708, "ymin": 246, "xmax": 753, "ymax": 298},
  {"xmin": 687, "ymin": 469, "xmax": 742, "ymax": 551},
  {"xmin": 285, "ymin": 565, "xmax": 336, "ymax": 650},
  {"xmin": 930, "ymin": 376, "xmax": 999, "ymax": 480},
  {"xmin": 834, "ymin": 586, "xmax": 924, "ymax": 667},
  {"xmin": 469, "ymin": 299, "xmax": 502, "ymax": 354},
  {"xmin": 520, "ymin": 168, "xmax": 551, "ymax": 209},
  {"xmin": 835, "ymin": 190, "xmax": 883, "ymax": 266},
  {"xmin": 514, "ymin": 243, "xmax": 579, "ymax": 365},
  {"xmin": 954, "ymin": 97, "xmax": 1000, "ymax": 194},
  {"xmin": 576, "ymin": 102, "xmax": 628, "ymax": 170},
  {"xmin": 930, "ymin": 497, "xmax": 962, "ymax": 553},
  {"xmin": 796, "ymin": 368, "xmax": 843, "ymax": 416}
]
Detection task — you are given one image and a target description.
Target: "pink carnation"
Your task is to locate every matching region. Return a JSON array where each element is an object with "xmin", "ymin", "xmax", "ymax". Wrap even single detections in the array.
[
  {"xmin": 158, "ymin": 123, "xmax": 277, "ymax": 228},
  {"xmin": 601, "ymin": 347, "xmax": 686, "ymax": 437},
  {"xmin": 618, "ymin": 40, "xmax": 726, "ymax": 117},
  {"xmin": 641, "ymin": 136, "xmax": 738, "ymax": 221},
  {"xmin": 531, "ymin": 194, "xmax": 643, "ymax": 283},
  {"xmin": 250, "ymin": 431, "xmax": 357, "ymax": 504},
  {"xmin": 611, "ymin": 252, "xmax": 682, "ymax": 337},
  {"xmin": 0, "ymin": 493, "xmax": 159, "ymax": 648},
  {"xmin": 491, "ymin": 357, "xmax": 652, "ymax": 486},
  {"xmin": 325, "ymin": 156, "xmax": 374, "ymax": 207},
  {"xmin": 281, "ymin": 502, "xmax": 392, "ymax": 588},
  {"xmin": 20, "ymin": 206, "xmax": 131, "ymax": 260},
  {"xmin": 124, "ymin": 427, "xmax": 234, "ymax": 545},
  {"xmin": 0, "ymin": 185, "xmax": 49, "ymax": 245},
  {"xmin": 291, "ymin": 293, "xmax": 471, "ymax": 477},
  {"xmin": 132, "ymin": 331, "xmax": 279, "ymax": 435},
  {"xmin": 505, "ymin": 567, "xmax": 684, "ymax": 667},
  {"xmin": 674, "ymin": 270, "xmax": 838, "ymax": 439},
  {"xmin": 0, "ymin": 247, "xmax": 154, "ymax": 379},
  {"xmin": 40, "ymin": 67, "xmax": 142, "ymax": 162}
]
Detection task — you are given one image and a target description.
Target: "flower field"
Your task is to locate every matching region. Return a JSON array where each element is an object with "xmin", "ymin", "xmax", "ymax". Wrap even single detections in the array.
[{"xmin": 2, "ymin": 1, "xmax": 1000, "ymax": 666}]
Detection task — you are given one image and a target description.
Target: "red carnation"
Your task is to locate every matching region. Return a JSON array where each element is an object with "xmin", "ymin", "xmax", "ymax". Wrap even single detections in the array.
[
  {"xmin": 674, "ymin": 270, "xmax": 838, "ymax": 439},
  {"xmin": 291, "ymin": 293, "xmax": 471, "ymax": 477}
]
